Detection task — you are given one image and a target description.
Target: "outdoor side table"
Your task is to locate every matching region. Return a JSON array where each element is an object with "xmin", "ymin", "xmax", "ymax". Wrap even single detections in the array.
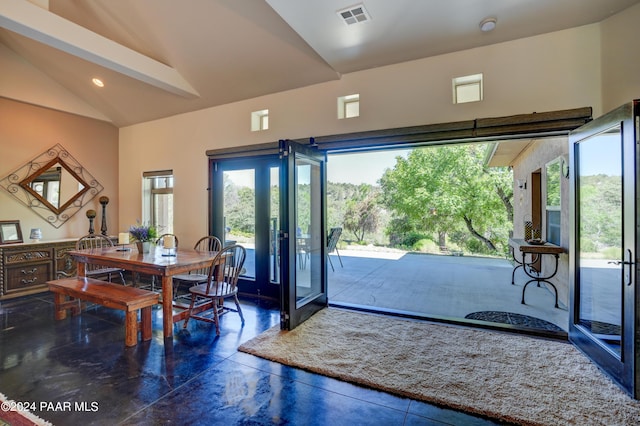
[{"xmin": 508, "ymin": 238, "xmax": 565, "ymax": 308}]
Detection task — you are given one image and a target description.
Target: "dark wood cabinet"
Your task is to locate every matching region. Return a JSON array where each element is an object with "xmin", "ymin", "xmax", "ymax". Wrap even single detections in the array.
[{"xmin": 0, "ymin": 239, "xmax": 78, "ymax": 300}]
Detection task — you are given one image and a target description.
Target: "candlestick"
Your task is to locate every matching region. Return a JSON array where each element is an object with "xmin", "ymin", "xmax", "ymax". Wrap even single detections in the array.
[
  {"xmin": 99, "ymin": 196, "xmax": 109, "ymax": 236},
  {"xmin": 86, "ymin": 209, "xmax": 96, "ymax": 234}
]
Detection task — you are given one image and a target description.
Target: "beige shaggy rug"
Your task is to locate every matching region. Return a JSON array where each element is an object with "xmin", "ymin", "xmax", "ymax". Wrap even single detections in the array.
[{"xmin": 239, "ymin": 308, "xmax": 640, "ymax": 426}]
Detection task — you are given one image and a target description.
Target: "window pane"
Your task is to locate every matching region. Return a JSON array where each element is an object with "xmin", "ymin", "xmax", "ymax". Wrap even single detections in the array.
[
  {"xmin": 345, "ymin": 100, "xmax": 360, "ymax": 118},
  {"xmin": 223, "ymin": 169, "xmax": 256, "ymax": 278},
  {"xmin": 153, "ymin": 193, "xmax": 173, "ymax": 234},
  {"xmin": 270, "ymin": 167, "xmax": 279, "ymax": 283},
  {"xmin": 456, "ymin": 83, "xmax": 480, "ymax": 103}
]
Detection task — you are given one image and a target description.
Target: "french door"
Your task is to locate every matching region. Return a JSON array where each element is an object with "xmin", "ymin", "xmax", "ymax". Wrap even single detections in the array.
[
  {"xmin": 569, "ymin": 100, "xmax": 639, "ymax": 397},
  {"xmin": 279, "ymin": 139, "xmax": 327, "ymax": 330},
  {"xmin": 210, "ymin": 157, "xmax": 281, "ymax": 299}
]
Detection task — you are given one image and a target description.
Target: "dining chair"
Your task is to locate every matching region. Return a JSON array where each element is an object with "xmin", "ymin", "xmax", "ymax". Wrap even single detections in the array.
[
  {"xmin": 75, "ymin": 234, "xmax": 126, "ymax": 284},
  {"xmin": 172, "ymin": 236, "xmax": 222, "ymax": 299},
  {"xmin": 182, "ymin": 244, "xmax": 246, "ymax": 335}
]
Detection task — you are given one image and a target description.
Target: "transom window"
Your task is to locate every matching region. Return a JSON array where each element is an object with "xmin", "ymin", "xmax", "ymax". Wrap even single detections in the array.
[
  {"xmin": 251, "ymin": 109, "xmax": 269, "ymax": 131},
  {"xmin": 452, "ymin": 73, "xmax": 483, "ymax": 104},
  {"xmin": 338, "ymin": 94, "xmax": 360, "ymax": 119}
]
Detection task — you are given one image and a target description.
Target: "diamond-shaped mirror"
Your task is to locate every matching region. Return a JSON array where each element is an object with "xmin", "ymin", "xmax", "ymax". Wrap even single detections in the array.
[{"xmin": 0, "ymin": 144, "xmax": 103, "ymax": 228}]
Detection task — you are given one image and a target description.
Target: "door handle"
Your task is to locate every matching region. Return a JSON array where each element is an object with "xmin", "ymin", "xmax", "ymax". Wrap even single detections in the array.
[
  {"xmin": 607, "ymin": 249, "xmax": 634, "ymax": 286},
  {"xmin": 626, "ymin": 249, "xmax": 634, "ymax": 286}
]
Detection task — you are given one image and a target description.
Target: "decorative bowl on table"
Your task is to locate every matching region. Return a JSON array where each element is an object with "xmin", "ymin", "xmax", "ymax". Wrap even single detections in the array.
[{"xmin": 527, "ymin": 239, "xmax": 546, "ymax": 245}]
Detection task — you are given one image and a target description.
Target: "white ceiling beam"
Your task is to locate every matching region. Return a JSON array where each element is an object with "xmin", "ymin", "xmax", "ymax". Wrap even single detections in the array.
[{"xmin": 0, "ymin": 0, "xmax": 199, "ymax": 98}]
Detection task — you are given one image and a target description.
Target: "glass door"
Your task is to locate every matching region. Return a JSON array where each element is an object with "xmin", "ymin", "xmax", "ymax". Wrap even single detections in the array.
[
  {"xmin": 210, "ymin": 157, "xmax": 281, "ymax": 299},
  {"xmin": 279, "ymin": 140, "xmax": 327, "ymax": 330},
  {"xmin": 569, "ymin": 101, "xmax": 638, "ymax": 396}
]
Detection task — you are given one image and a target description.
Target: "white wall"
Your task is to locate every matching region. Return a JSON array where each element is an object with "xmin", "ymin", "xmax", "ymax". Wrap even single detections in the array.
[{"xmin": 119, "ymin": 24, "xmax": 603, "ymax": 247}]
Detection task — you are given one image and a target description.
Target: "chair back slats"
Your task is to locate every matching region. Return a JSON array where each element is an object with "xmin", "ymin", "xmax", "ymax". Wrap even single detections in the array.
[
  {"xmin": 190, "ymin": 236, "xmax": 222, "ymax": 276},
  {"xmin": 205, "ymin": 245, "xmax": 246, "ymax": 297},
  {"xmin": 76, "ymin": 234, "xmax": 115, "ymax": 272}
]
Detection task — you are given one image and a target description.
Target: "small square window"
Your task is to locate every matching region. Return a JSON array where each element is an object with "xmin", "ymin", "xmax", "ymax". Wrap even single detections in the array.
[
  {"xmin": 452, "ymin": 74, "xmax": 483, "ymax": 104},
  {"xmin": 251, "ymin": 109, "xmax": 269, "ymax": 131},
  {"xmin": 338, "ymin": 94, "xmax": 360, "ymax": 119}
]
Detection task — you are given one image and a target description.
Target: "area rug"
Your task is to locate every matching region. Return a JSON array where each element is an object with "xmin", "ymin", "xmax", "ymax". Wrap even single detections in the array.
[
  {"xmin": 239, "ymin": 308, "xmax": 640, "ymax": 426},
  {"xmin": 0, "ymin": 393, "xmax": 52, "ymax": 426}
]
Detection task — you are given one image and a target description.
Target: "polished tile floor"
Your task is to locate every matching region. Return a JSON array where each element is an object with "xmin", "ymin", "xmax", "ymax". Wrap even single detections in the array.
[{"xmin": 0, "ymin": 293, "xmax": 507, "ymax": 426}]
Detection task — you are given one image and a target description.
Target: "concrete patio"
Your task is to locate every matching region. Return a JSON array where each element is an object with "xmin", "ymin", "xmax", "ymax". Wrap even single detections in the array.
[{"xmin": 327, "ymin": 247, "xmax": 569, "ymax": 333}]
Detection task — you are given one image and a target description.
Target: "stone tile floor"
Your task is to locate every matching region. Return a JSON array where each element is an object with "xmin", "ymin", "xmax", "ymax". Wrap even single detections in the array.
[{"xmin": 0, "ymin": 293, "xmax": 506, "ymax": 425}]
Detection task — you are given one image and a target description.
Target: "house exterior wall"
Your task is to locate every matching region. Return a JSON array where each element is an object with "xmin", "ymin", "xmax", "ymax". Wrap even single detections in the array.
[{"xmin": 511, "ymin": 137, "xmax": 570, "ymax": 307}]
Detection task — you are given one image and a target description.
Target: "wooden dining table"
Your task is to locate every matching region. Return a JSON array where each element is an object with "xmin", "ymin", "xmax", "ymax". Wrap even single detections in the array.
[{"xmin": 69, "ymin": 245, "xmax": 218, "ymax": 338}]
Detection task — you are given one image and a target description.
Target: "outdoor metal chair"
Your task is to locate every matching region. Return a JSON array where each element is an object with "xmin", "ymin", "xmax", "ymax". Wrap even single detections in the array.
[
  {"xmin": 75, "ymin": 234, "xmax": 126, "ymax": 284},
  {"xmin": 327, "ymin": 227, "xmax": 343, "ymax": 272},
  {"xmin": 182, "ymin": 244, "xmax": 246, "ymax": 335}
]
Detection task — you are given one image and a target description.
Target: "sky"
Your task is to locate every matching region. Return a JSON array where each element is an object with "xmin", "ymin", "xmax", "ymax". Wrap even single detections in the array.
[{"xmin": 327, "ymin": 149, "xmax": 410, "ymax": 185}]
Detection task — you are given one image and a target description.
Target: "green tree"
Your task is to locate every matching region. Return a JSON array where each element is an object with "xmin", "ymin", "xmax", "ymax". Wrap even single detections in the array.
[
  {"xmin": 379, "ymin": 144, "xmax": 513, "ymax": 253},
  {"xmin": 342, "ymin": 184, "xmax": 381, "ymax": 242}
]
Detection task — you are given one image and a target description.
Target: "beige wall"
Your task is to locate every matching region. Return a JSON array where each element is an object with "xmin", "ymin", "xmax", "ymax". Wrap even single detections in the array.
[
  {"xmin": 601, "ymin": 3, "xmax": 640, "ymax": 113},
  {"xmin": 119, "ymin": 24, "xmax": 604, "ymax": 247},
  {"xmin": 0, "ymin": 98, "xmax": 119, "ymax": 240}
]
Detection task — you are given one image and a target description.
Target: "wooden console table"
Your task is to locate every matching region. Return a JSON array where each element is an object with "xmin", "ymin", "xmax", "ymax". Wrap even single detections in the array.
[
  {"xmin": 509, "ymin": 238, "xmax": 565, "ymax": 308},
  {"xmin": 0, "ymin": 239, "xmax": 78, "ymax": 300}
]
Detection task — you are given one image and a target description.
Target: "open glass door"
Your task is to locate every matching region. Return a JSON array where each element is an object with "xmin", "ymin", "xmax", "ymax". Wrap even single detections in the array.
[
  {"xmin": 569, "ymin": 100, "xmax": 638, "ymax": 397},
  {"xmin": 279, "ymin": 139, "xmax": 327, "ymax": 330}
]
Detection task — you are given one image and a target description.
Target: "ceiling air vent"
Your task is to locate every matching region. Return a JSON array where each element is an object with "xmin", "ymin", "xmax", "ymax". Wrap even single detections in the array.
[{"xmin": 337, "ymin": 4, "xmax": 371, "ymax": 25}]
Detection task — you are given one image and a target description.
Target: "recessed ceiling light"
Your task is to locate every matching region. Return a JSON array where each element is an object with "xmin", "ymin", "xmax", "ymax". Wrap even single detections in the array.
[
  {"xmin": 92, "ymin": 78, "xmax": 104, "ymax": 87},
  {"xmin": 479, "ymin": 17, "xmax": 497, "ymax": 32}
]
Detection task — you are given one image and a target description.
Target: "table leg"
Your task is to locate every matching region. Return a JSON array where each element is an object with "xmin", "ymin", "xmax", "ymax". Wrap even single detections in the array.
[{"xmin": 162, "ymin": 275, "xmax": 173, "ymax": 338}]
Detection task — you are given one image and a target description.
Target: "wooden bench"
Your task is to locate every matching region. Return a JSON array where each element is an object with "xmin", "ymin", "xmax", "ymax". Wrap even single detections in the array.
[{"xmin": 47, "ymin": 277, "xmax": 159, "ymax": 347}]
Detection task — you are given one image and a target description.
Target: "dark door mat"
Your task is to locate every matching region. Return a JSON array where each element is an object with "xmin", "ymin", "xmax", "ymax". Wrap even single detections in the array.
[{"xmin": 465, "ymin": 311, "xmax": 563, "ymax": 332}]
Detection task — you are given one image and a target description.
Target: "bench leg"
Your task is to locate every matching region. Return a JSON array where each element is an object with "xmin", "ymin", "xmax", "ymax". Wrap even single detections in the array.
[
  {"xmin": 140, "ymin": 306, "xmax": 152, "ymax": 342},
  {"xmin": 53, "ymin": 292, "xmax": 67, "ymax": 320},
  {"xmin": 125, "ymin": 311, "xmax": 137, "ymax": 347}
]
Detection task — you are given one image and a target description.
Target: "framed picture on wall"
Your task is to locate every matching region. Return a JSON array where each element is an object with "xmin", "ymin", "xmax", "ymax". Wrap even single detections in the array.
[{"xmin": 0, "ymin": 220, "xmax": 23, "ymax": 244}]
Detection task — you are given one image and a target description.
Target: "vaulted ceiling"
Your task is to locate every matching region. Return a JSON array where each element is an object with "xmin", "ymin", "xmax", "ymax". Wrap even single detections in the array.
[{"xmin": 1, "ymin": 0, "xmax": 638, "ymax": 127}]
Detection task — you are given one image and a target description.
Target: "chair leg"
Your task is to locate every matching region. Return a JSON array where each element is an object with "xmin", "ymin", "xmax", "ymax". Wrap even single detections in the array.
[
  {"xmin": 119, "ymin": 271, "xmax": 127, "ymax": 285},
  {"xmin": 213, "ymin": 297, "xmax": 221, "ymax": 335},
  {"xmin": 182, "ymin": 295, "xmax": 196, "ymax": 328},
  {"xmin": 335, "ymin": 248, "xmax": 343, "ymax": 267},
  {"xmin": 327, "ymin": 254, "xmax": 335, "ymax": 272},
  {"xmin": 234, "ymin": 295, "xmax": 245, "ymax": 323}
]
